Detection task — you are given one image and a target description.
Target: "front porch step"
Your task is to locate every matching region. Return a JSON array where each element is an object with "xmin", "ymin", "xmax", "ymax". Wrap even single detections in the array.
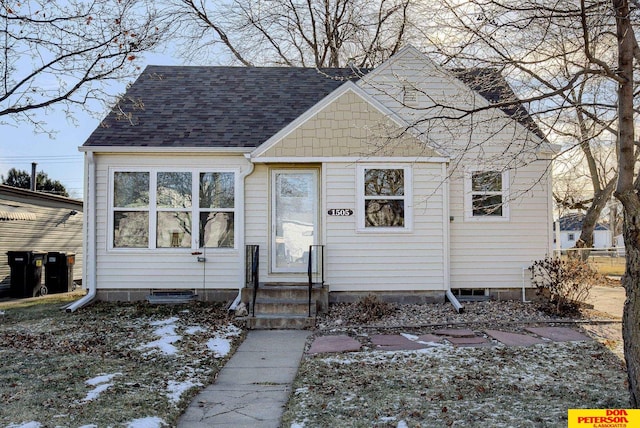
[
  {"xmin": 253, "ymin": 298, "xmax": 317, "ymax": 316},
  {"xmin": 244, "ymin": 314, "xmax": 315, "ymax": 330},
  {"xmin": 240, "ymin": 282, "xmax": 326, "ymax": 330}
]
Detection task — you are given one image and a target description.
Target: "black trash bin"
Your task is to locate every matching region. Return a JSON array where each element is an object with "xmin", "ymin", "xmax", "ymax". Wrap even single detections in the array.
[
  {"xmin": 7, "ymin": 251, "xmax": 46, "ymax": 298},
  {"xmin": 45, "ymin": 252, "xmax": 76, "ymax": 294}
]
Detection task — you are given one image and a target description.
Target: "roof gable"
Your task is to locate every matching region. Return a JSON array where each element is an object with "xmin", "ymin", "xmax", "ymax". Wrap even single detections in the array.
[{"xmin": 253, "ymin": 83, "xmax": 441, "ymax": 159}]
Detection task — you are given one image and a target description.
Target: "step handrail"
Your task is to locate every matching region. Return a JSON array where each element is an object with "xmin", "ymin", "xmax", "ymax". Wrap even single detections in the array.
[{"xmin": 245, "ymin": 245, "xmax": 259, "ymax": 317}]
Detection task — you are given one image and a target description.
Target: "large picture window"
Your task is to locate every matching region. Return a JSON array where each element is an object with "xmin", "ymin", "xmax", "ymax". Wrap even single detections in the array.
[
  {"xmin": 358, "ymin": 165, "xmax": 412, "ymax": 231},
  {"xmin": 111, "ymin": 170, "xmax": 236, "ymax": 249},
  {"xmin": 464, "ymin": 170, "xmax": 509, "ymax": 221}
]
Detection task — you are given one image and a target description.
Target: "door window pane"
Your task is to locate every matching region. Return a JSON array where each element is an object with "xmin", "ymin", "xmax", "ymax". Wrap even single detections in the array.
[{"xmin": 274, "ymin": 171, "xmax": 316, "ymax": 270}]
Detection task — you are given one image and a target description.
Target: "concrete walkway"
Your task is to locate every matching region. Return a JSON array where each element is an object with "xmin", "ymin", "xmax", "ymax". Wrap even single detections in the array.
[{"xmin": 177, "ymin": 330, "xmax": 310, "ymax": 428}]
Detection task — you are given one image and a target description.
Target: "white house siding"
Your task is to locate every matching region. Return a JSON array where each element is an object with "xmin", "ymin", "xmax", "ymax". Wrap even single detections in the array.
[
  {"xmin": 357, "ymin": 47, "xmax": 553, "ymax": 291},
  {"xmin": 323, "ymin": 161, "xmax": 445, "ymax": 292},
  {"xmin": 0, "ymin": 188, "xmax": 83, "ymax": 293},
  {"xmin": 92, "ymin": 153, "xmax": 250, "ymax": 292},
  {"xmin": 448, "ymin": 162, "xmax": 552, "ymax": 289}
]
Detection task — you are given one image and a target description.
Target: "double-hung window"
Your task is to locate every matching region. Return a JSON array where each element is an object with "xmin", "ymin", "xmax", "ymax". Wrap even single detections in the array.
[
  {"xmin": 111, "ymin": 170, "xmax": 236, "ymax": 249},
  {"xmin": 357, "ymin": 165, "xmax": 412, "ymax": 231},
  {"xmin": 464, "ymin": 170, "xmax": 509, "ymax": 221}
]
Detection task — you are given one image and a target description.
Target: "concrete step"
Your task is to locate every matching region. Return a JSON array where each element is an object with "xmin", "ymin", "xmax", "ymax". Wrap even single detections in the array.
[
  {"xmin": 244, "ymin": 314, "xmax": 315, "ymax": 330},
  {"xmin": 254, "ymin": 298, "xmax": 317, "ymax": 316}
]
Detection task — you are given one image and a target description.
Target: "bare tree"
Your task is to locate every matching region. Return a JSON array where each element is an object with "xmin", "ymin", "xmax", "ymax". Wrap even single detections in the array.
[
  {"xmin": 413, "ymin": 0, "xmax": 640, "ymax": 405},
  {"xmin": 168, "ymin": 0, "xmax": 412, "ymax": 67},
  {"xmin": 0, "ymin": 0, "xmax": 167, "ymax": 132}
]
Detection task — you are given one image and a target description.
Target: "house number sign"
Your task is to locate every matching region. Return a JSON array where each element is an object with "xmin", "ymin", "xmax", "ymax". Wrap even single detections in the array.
[{"xmin": 328, "ymin": 209, "xmax": 353, "ymax": 216}]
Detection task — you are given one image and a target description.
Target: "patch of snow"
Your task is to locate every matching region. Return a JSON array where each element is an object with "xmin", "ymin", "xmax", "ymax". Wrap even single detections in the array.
[
  {"xmin": 149, "ymin": 317, "xmax": 180, "ymax": 326},
  {"xmin": 397, "ymin": 421, "xmax": 409, "ymax": 428},
  {"xmin": 140, "ymin": 336, "xmax": 181, "ymax": 356},
  {"xmin": 290, "ymin": 422, "xmax": 305, "ymax": 428},
  {"xmin": 294, "ymin": 387, "xmax": 309, "ymax": 395},
  {"xmin": 6, "ymin": 423, "xmax": 42, "ymax": 428},
  {"xmin": 126, "ymin": 417, "xmax": 166, "ymax": 428},
  {"xmin": 166, "ymin": 379, "xmax": 202, "ymax": 403},
  {"xmin": 380, "ymin": 416, "xmax": 396, "ymax": 422},
  {"xmin": 185, "ymin": 326, "xmax": 205, "ymax": 335},
  {"xmin": 86, "ymin": 372, "xmax": 121, "ymax": 386},
  {"xmin": 207, "ymin": 337, "xmax": 231, "ymax": 358},
  {"xmin": 400, "ymin": 333, "xmax": 419, "ymax": 341},
  {"xmin": 78, "ymin": 425, "xmax": 98, "ymax": 428},
  {"xmin": 205, "ymin": 323, "xmax": 242, "ymax": 357},
  {"xmin": 139, "ymin": 318, "xmax": 182, "ymax": 355},
  {"xmin": 83, "ymin": 383, "xmax": 113, "ymax": 402},
  {"xmin": 0, "ymin": 310, "xmax": 5, "ymax": 315}
]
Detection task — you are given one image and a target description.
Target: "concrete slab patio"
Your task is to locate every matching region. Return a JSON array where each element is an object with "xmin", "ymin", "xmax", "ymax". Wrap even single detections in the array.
[{"xmin": 177, "ymin": 330, "xmax": 310, "ymax": 428}]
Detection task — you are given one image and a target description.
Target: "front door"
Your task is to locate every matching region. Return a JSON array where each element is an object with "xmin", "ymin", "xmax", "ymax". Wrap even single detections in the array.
[{"xmin": 272, "ymin": 169, "xmax": 318, "ymax": 273}]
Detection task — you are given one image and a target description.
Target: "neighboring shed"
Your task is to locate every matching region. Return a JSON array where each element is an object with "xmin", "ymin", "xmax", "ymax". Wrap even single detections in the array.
[
  {"xmin": 555, "ymin": 213, "xmax": 611, "ymax": 249},
  {"xmin": 0, "ymin": 185, "xmax": 83, "ymax": 295}
]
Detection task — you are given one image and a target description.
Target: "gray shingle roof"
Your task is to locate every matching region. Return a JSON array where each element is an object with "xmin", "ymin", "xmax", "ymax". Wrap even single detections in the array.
[
  {"xmin": 83, "ymin": 65, "xmax": 544, "ymax": 149},
  {"xmin": 556, "ymin": 213, "xmax": 609, "ymax": 231},
  {"xmin": 83, "ymin": 66, "xmax": 364, "ymax": 148}
]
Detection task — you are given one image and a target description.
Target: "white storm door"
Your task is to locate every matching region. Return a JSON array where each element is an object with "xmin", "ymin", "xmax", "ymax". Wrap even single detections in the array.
[{"xmin": 271, "ymin": 169, "xmax": 318, "ymax": 273}]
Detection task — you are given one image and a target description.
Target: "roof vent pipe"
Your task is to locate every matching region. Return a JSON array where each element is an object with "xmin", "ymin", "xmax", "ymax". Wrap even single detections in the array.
[{"xmin": 31, "ymin": 162, "xmax": 37, "ymax": 191}]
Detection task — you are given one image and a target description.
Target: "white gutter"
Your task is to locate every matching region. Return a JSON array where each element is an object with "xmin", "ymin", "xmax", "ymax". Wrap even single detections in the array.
[
  {"xmin": 66, "ymin": 152, "xmax": 97, "ymax": 312},
  {"xmin": 522, "ymin": 266, "xmax": 532, "ymax": 303},
  {"xmin": 229, "ymin": 154, "xmax": 255, "ymax": 311}
]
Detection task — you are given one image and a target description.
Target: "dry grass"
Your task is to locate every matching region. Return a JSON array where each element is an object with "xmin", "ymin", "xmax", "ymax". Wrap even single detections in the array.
[
  {"xmin": 283, "ymin": 340, "xmax": 628, "ymax": 428},
  {"xmin": 0, "ymin": 295, "xmax": 244, "ymax": 427}
]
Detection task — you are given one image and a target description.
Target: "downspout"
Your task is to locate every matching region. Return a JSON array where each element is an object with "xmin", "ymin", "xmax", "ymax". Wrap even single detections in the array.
[
  {"xmin": 66, "ymin": 152, "xmax": 96, "ymax": 312},
  {"xmin": 229, "ymin": 154, "xmax": 255, "ymax": 311},
  {"xmin": 442, "ymin": 162, "xmax": 463, "ymax": 313}
]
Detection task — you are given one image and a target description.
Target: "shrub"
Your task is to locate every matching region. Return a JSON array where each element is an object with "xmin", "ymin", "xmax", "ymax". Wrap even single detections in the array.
[
  {"xmin": 352, "ymin": 294, "xmax": 395, "ymax": 323},
  {"xmin": 531, "ymin": 256, "xmax": 602, "ymax": 316}
]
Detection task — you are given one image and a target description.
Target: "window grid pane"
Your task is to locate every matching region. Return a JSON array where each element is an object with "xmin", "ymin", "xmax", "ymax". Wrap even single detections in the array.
[
  {"xmin": 157, "ymin": 212, "xmax": 192, "ymax": 248},
  {"xmin": 157, "ymin": 172, "xmax": 192, "ymax": 208},
  {"xmin": 114, "ymin": 172, "xmax": 149, "ymax": 208}
]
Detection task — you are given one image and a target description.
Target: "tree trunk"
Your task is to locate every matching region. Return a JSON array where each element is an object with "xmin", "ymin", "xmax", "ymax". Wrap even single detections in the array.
[
  {"xmin": 612, "ymin": 0, "xmax": 640, "ymax": 407},
  {"xmin": 619, "ymin": 203, "xmax": 640, "ymax": 407},
  {"xmin": 575, "ymin": 177, "xmax": 617, "ymax": 260}
]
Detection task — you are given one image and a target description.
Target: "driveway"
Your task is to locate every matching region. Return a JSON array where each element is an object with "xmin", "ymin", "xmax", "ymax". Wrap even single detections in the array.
[{"xmin": 587, "ymin": 285, "xmax": 625, "ymax": 319}]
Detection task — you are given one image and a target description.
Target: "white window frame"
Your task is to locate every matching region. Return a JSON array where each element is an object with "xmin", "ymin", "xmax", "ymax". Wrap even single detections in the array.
[
  {"xmin": 108, "ymin": 168, "xmax": 238, "ymax": 251},
  {"xmin": 464, "ymin": 169, "xmax": 510, "ymax": 222},
  {"xmin": 356, "ymin": 164, "xmax": 413, "ymax": 233}
]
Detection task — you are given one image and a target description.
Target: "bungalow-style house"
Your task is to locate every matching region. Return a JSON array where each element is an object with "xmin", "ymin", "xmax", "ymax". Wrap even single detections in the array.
[
  {"xmin": 0, "ymin": 184, "xmax": 83, "ymax": 296},
  {"xmin": 556, "ymin": 213, "xmax": 612, "ymax": 250},
  {"xmin": 74, "ymin": 46, "xmax": 553, "ymax": 323}
]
